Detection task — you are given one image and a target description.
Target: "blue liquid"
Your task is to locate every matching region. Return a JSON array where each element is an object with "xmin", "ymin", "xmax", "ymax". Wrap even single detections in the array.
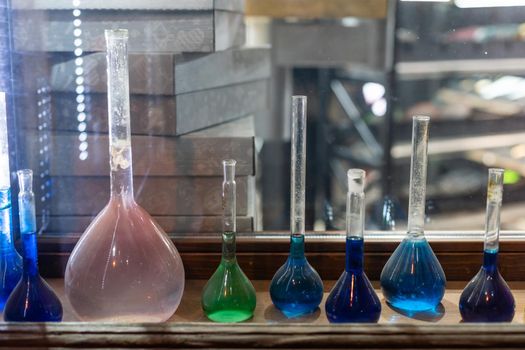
[
  {"xmin": 4, "ymin": 232, "xmax": 63, "ymax": 322},
  {"xmin": 325, "ymin": 237, "xmax": 381, "ymax": 323},
  {"xmin": 459, "ymin": 249, "xmax": 515, "ymax": 322},
  {"xmin": 269, "ymin": 234, "xmax": 324, "ymax": 318},
  {"xmin": 0, "ymin": 188, "xmax": 22, "ymax": 310},
  {"xmin": 380, "ymin": 237, "xmax": 446, "ymax": 312}
]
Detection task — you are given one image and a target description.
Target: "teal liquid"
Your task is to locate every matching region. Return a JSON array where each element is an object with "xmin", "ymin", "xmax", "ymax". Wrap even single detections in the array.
[
  {"xmin": 380, "ymin": 238, "xmax": 446, "ymax": 312},
  {"xmin": 269, "ymin": 234, "xmax": 324, "ymax": 318}
]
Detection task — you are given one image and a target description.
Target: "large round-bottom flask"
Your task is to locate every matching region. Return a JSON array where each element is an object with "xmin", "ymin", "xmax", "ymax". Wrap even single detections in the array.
[{"xmin": 64, "ymin": 29, "xmax": 184, "ymax": 322}]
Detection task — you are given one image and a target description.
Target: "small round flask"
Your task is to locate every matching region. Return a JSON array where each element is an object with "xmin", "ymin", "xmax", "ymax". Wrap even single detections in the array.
[
  {"xmin": 459, "ymin": 168, "xmax": 515, "ymax": 322},
  {"xmin": 0, "ymin": 92, "xmax": 22, "ymax": 310},
  {"xmin": 269, "ymin": 96, "xmax": 323, "ymax": 318},
  {"xmin": 325, "ymin": 169, "xmax": 381, "ymax": 323},
  {"xmin": 4, "ymin": 169, "xmax": 62, "ymax": 322},
  {"xmin": 64, "ymin": 29, "xmax": 185, "ymax": 322},
  {"xmin": 201, "ymin": 160, "xmax": 256, "ymax": 322},
  {"xmin": 380, "ymin": 116, "xmax": 446, "ymax": 312}
]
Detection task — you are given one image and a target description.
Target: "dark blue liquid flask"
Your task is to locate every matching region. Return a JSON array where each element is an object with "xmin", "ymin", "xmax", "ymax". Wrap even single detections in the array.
[
  {"xmin": 4, "ymin": 170, "xmax": 62, "ymax": 322},
  {"xmin": 0, "ymin": 95, "xmax": 22, "ymax": 310},
  {"xmin": 459, "ymin": 168, "xmax": 515, "ymax": 322},
  {"xmin": 269, "ymin": 96, "xmax": 323, "ymax": 318},
  {"xmin": 325, "ymin": 169, "xmax": 381, "ymax": 323},
  {"xmin": 380, "ymin": 116, "xmax": 446, "ymax": 312}
]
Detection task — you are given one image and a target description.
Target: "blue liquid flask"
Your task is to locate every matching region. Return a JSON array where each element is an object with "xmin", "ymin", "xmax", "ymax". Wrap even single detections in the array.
[
  {"xmin": 0, "ymin": 92, "xmax": 22, "ymax": 310},
  {"xmin": 269, "ymin": 96, "xmax": 323, "ymax": 318},
  {"xmin": 380, "ymin": 116, "xmax": 446, "ymax": 312},
  {"xmin": 4, "ymin": 170, "xmax": 62, "ymax": 322},
  {"xmin": 459, "ymin": 168, "xmax": 515, "ymax": 322},
  {"xmin": 325, "ymin": 169, "xmax": 381, "ymax": 323}
]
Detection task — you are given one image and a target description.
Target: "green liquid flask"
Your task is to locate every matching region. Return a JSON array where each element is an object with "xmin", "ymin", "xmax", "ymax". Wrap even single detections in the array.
[{"xmin": 201, "ymin": 159, "xmax": 256, "ymax": 322}]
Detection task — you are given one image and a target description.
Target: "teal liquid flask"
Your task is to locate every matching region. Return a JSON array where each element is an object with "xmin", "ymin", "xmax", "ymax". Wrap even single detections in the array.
[
  {"xmin": 4, "ymin": 170, "xmax": 63, "ymax": 322},
  {"xmin": 269, "ymin": 96, "xmax": 324, "ymax": 318},
  {"xmin": 459, "ymin": 168, "xmax": 515, "ymax": 322},
  {"xmin": 380, "ymin": 116, "xmax": 446, "ymax": 312},
  {"xmin": 201, "ymin": 159, "xmax": 257, "ymax": 322},
  {"xmin": 325, "ymin": 169, "xmax": 381, "ymax": 323},
  {"xmin": 0, "ymin": 92, "xmax": 22, "ymax": 310}
]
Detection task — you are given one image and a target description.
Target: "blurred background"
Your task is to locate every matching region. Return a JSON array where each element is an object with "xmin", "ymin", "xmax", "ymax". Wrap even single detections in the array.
[{"xmin": 5, "ymin": 0, "xmax": 525, "ymax": 235}]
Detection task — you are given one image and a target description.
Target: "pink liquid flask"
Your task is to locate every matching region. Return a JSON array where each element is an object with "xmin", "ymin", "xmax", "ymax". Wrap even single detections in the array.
[{"xmin": 64, "ymin": 29, "xmax": 185, "ymax": 322}]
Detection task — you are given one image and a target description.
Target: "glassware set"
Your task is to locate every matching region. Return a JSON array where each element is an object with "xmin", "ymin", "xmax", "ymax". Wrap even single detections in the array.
[{"xmin": 0, "ymin": 28, "xmax": 519, "ymax": 324}]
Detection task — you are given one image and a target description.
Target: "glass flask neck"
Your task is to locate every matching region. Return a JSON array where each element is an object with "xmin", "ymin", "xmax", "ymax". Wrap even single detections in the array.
[
  {"xmin": 290, "ymin": 96, "xmax": 307, "ymax": 238},
  {"xmin": 346, "ymin": 169, "xmax": 365, "ymax": 239},
  {"xmin": 290, "ymin": 234, "xmax": 305, "ymax": 259},
  {"xmin": 17, "ymin": 169, "xmax": 39, "ymax": 277},
  {"xmin": 106, "ymin": 29, "xmax": 134, "ymax": 199},
  {"xmin": 221, "ymin": 231, "xmax": 236, "ymax": 263},
  {"xmin": 484, "ymin": 168, "xmax": 503, "ymax": 253},
  {"xmin": 345, "ymin": 236, "xmax": 364, "ymax": 272},
  {"xmin": 407, "ymin": 116, "xmax": 430, "ymax": 239},
  {"xmin": 482, "ymin": 249, "xmax": 498, "ymax": 273},
  {"xmin": 0, "ymin": 187, "xmax": 14, "ymax": 250},
  {"xmin": 222, "ymin": 159, "xmax": 236, "ymax": 234}
]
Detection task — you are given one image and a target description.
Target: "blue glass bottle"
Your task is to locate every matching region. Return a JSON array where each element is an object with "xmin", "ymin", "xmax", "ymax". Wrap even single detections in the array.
[
  {"xmin": 380, "ymin": 116, "xmax": 446, "ymax": 312},
  {"xmin": 325, "ymin": 169, "xmax": 381, "ymax": 323},
  {"xmin": 269, "ymin": 96, "xmax": 323, "ymax": 318},
  {"xmin": 4, "ymin": 169, "xmax": 62, "ymax": 322},
  {"xmin": 459, "ymin": 168, "xmax": 515, "ymax": 322},
  {"xmin": 0, "ymin": 92, "xmax": 22, "ymax": 310}
]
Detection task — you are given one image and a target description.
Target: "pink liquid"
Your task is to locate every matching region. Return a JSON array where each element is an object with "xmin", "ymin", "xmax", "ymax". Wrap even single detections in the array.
[{"xmin": 65, "ymin": 196, "xmax": 185, "ymax": 322}]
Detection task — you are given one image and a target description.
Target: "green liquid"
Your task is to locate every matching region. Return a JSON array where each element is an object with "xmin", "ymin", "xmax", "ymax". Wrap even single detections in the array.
[{"xmin": 201, "ymin": 232, "xmax": 256, "ymax": 323}]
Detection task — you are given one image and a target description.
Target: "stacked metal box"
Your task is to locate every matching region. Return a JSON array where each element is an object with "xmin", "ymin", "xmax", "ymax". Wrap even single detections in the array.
[{"xmin": 12, "ymin": 0, "xmax": 269, "ymax": 235}]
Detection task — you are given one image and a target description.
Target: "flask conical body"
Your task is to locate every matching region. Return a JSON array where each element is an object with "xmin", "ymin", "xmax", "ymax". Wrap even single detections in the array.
[
  {"xmin": 201, "ymin": 252, "xmax": 256, "ymax": 322},
  {"xmin": 269, "ymin": 235, "xmax": 324, "ymax": 318},
  {"xmin": 4, "ymin": 232, "xmax": 62, "ymax": 322},
  {"xmin": 459, "ymin": 250, "xmax": 515, "ymax": 322},
  {"xmin": 380, "ymin": 237, "xmax": 446, "ymax": 311},
  {"xmin": 65, "ymin": 196, "xmax": 185, "ymax": 322},
  {"xmin": 325, "ymin": 237, "xmax": 381, "ymax": 323},
  {"xmin": 0, "ymin": 188, "xmax": 22, "ymax": 310}
]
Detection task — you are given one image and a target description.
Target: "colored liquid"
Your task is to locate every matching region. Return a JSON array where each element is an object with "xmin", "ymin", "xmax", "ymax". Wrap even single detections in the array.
[
  {"xmin": 325, "ymin": 237, "xmax": 381, "ymax": 323},
  {"xmin": 65, "ymin": 196, "xmax": 185, "ymax": 322},
  {"xmin": 380, "ymin": 237, "xmax": 446, "ymax": 312},
  {"xmin": 459, "ymin": 250, "xmax": 515, "ymax": 322},
  {"xmin": 4, "ymin": 232, "xmax": 63, "ymax": 322},
  {"xmin": 269, "ymin": 235, "xmax": 324, "ymax": 318},
  {"xmin": 202, "ymin": 232, "xmax": 256, "ymax": 323},
  {"xmin": 0, "ymin": 188, "xmax": 22, "ymax": 310}
]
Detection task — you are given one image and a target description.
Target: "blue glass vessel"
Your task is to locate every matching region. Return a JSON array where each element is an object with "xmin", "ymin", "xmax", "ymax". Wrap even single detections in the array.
[
  {"xmin": 325, "ymin": 169, "xmax": 381, "ymax": 323},
  {"xmin": 4, "ymin": 170, "xmax": 62, "ymax": 322},
  {"xmin": 380, "ymin": 116, "xmax": 446, "ymax": 312},
  {"xmin": 459, "ymin": 168, "xmax": 515, "ymax": 322},
  {"xmin": 0, "ymin": 92, "xmax": 22, "ymax": 310},
  {"xmin": 269, "ymin": 96, "xmax": 323, "ymax": 318}
]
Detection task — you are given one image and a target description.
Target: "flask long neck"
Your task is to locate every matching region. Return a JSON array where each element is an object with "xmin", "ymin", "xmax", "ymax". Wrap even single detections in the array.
[
  {"xmin": 0, "ymin": 187, "xmax": 14, "ymax": 250},
  {"xmin": 484, "ymin": 169, "xmax": 503, "ymax": 253},
  {"xmin": 290, "ymin": 96, "xmax": 307, "ymax": 241},
  {"xmin": 222, "ymin": 232, "xmax": 236, "ymax": 262},
  {"xmin": 17, "ymin": 170, "xmax": 39, "ymax": 277},
  {"xmin": 106, "ymin": 30, "xmax": 134, "ymax": 199},
  {"xmin": 407, "ymin": 116, "xmax": 430, "ymax": 238}
]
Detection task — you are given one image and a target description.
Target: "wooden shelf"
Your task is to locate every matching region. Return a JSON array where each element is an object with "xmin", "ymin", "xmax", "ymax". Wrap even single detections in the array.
[{"xmin": 2, "ymin": 279, "xmax": 525, "ymax": 348}]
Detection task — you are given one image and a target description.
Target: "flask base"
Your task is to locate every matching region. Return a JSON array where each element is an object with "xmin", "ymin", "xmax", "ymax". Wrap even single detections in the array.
[{"xmin": 205, "ymin": 309, "xmax": 253, "ymax": 323}]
